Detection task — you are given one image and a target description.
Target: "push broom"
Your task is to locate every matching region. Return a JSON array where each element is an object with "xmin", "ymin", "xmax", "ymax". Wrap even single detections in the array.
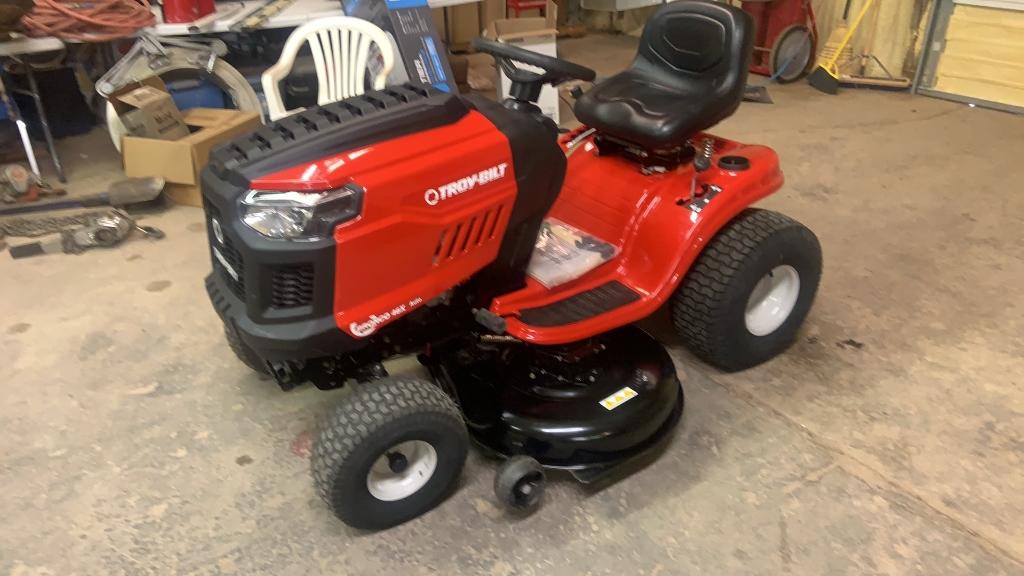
[{"xmin": 807, "ymin": 0, "xmax": 875, "ymax": 94}]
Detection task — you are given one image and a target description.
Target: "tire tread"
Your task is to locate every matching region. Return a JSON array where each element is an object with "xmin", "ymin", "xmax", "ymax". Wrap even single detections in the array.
[{"xmin": 224, "ymin": 325, "xmax": 269, "ymax": 374}]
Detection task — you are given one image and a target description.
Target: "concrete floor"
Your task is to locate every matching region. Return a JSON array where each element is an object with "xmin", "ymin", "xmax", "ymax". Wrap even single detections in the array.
[{"xmin": 2, "ymin": 34, "xmax": 1024, "ymax": 575}]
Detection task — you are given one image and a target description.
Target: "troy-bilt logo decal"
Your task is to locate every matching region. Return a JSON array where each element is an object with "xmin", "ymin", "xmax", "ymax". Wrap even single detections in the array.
[
  {"xmin": 349, "ymin": 296, "xmax": 424, "ymax": 338},
  {"xmin": 424, "ymin": 163, "xmax": 508, "ymax": 206}
]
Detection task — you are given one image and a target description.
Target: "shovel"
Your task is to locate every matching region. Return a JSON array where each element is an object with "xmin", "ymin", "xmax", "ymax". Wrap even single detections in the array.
[{"xmin": 0, "ymin": 177, "xmax": 165, "ymax": 216}]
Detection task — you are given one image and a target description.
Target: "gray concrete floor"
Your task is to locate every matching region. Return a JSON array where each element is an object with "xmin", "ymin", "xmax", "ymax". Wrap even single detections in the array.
[{"xmin": 2, "ymin": 34, "xmax": 1024, "ymax": 575}]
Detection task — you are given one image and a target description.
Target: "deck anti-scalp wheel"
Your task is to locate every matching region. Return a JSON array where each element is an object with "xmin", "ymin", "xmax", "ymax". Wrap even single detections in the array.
[
  {"xmin": 672, "ymin": 208, "xmax": 822, "ymax": 372},
  {"xmin": 494, "ymin": 455, "xmax": 546, "ymax": 512},
  {"xmin": 311, "ymin": 377, "xmax": 468, "ymax": 530}
]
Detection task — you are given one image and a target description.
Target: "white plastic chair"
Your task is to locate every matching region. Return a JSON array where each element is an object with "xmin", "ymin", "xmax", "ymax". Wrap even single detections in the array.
[{"xmin": 262, "ymin": 17, "xmax": 396, "ymax": 121}]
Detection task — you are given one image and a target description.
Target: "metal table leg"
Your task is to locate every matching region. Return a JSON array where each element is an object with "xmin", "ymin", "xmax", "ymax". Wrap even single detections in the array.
[
  {"xmin": 21, "ymin": 63, "xmax": 66, "ymax": 183},
  {"xmin": 0, "ymin": 71, "xmax": 41, "ymax": 178}
]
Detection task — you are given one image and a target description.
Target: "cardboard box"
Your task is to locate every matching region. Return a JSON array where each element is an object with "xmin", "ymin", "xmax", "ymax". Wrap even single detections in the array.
[
  {"xmin": 122, "ymin": 108, "xmax": 261, "ymax": 207},
  {"xmin": 343, "ymin": 0, "xmax": 457, "ymax": 93},
  {"xmin": 478, "ymin": 0, "xmax": 506, "ymax": 31},
  {"xmin": 485, "ymin": 2, "xmax": 560, "ymax": 123},
  {"xmin": 449, "ymin": 53, "xmax": 472, "ymax": 93},
  {"xmin": 431, "ymin": 3, "xmax": 481, "ymax": 51},
  {"xmin": 109, "ymin": 77, "xmax": 189, "ymax": 142}
]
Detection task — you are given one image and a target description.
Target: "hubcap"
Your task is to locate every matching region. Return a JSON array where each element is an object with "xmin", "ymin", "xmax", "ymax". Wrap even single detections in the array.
[
  {"xmin": 386, "ymin": 451, "xmax": 409, "ymax": 473},
  {"xmin": 366, "ymin": 440, "xmax": 437, "ymax": 501},
  {"xmin": 745, "ymin": 265, "xmax": 801, "ymax": 336},
  {"xmin": 513, "ymin": 472, "xmax": 544, "ymax": 508}
]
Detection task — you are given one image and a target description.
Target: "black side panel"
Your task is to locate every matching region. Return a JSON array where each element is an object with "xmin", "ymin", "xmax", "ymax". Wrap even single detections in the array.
[
  {"xmin": 466, "ymin": 95, "xmax": 566, "ymax": 301},
  {"xmin": 207, "ymin": 84, "xmax": 470, "ymax": 186},
  {"xmin": 518, "ymin": 281, "xmax": 641, "ymax": 327}
]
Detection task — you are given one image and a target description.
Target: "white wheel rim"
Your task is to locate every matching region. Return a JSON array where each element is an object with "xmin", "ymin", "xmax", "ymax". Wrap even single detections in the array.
[
  {"xmin": 366, "ymin": 440, "xmax": 438, "ymax": 501},
  {"xmin": 744, "ymin": 265, "xmax": 801, "ymax": 336}
]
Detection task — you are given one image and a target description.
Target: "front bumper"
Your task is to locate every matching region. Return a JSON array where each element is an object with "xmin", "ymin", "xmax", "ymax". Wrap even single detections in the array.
[
  {"xmin": 201, "ymin": 167, "xmax": 357, "ymax": 361},
  {"xmin": 205, "ymin": 274, "xmax": 355, "ymax": 361}
]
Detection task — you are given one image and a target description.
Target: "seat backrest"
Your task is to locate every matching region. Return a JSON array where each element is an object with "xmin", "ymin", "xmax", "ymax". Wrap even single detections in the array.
[
  {"xmin": 261, "ymin": 17, "xmax": 396, "ymax": 121},
  {"xmin": 635, "ymin": 1, "xmax": 752, "ymax": 100}
]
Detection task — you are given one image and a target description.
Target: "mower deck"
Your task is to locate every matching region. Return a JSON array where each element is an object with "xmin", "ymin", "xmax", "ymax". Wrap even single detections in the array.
[{"xmin": 430, "ymin": 326, "xmax": 683, "ymax": 479}]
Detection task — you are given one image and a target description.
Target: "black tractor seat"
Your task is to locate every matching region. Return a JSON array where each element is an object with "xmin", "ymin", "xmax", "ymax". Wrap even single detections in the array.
[{"xmin": 574, "ymin": 0, "xmax": 753, "ymax": 151}]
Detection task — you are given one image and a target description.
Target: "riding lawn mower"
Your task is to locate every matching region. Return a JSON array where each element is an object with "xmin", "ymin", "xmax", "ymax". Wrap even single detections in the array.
[{"xmin": 202, "ymin": 0, "xmax": 822, "ymax": 529}]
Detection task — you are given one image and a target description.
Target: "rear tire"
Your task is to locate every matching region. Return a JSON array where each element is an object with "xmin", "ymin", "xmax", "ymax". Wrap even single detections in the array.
[
  {"xmin": 672, "ymin": 209, "xmax": 821, "ymax": 371},
  {"xmin": 224, "ymin": 324, "xmax": 268, "ymax": 375},
  {"xmin": 311, "ymin": 377, "xmax": 468, "ymax": 530}
]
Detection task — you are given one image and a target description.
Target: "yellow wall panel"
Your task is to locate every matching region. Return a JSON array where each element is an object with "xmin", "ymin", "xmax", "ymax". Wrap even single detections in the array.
[{"xmin": 945, "ymin": 38, "xmax": 1023, "ymax": 63}]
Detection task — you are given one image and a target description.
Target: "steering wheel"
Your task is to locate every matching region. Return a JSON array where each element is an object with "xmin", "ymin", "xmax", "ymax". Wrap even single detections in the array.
[{"xmin": 473, "ymin": 38, "xmax": 596, "ymax": 90}]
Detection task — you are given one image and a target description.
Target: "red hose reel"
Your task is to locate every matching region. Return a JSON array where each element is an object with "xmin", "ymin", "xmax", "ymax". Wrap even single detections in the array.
[{"xmin": 738, "ymin": 0, "xmax": 818, "ymax": 83}]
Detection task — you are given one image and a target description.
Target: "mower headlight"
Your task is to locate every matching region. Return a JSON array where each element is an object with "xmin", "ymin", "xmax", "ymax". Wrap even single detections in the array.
[{"xmin": 240, "ymin": 185, "xmax": 362, "ymax": 240}]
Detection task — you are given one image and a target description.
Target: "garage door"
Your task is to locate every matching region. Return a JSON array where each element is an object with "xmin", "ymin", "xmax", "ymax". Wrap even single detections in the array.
[
  {"xmin": 931, "ymin": 1, "xmax": 1024, "ymax": 108},
  {"xmin": 952, "ymin": 0, "xmax": 1024, "ymax": 8}
]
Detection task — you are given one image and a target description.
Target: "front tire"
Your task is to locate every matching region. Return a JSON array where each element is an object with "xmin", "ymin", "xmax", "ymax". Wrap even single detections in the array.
[
  {"xmin": 224, "ymin": 324, "xmax": 269, "ymax": 375},
  {"xmin": 311, "ymin": 377, "xmax": 468, "ymax": 530},
  {"xmin": 672, "ymin": 209, "xmax": 822, "ymax": 372}
]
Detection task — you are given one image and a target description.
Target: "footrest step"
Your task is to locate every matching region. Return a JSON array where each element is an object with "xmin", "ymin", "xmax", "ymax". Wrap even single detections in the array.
[{"xmin": 518, "ymin": 281, "xmax": 640, "ymax": 327}]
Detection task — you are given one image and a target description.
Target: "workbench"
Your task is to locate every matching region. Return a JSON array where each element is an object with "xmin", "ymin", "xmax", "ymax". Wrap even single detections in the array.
[{"xmin": 150, "ymin": 0, "xmax": 483, "ymax": 36}]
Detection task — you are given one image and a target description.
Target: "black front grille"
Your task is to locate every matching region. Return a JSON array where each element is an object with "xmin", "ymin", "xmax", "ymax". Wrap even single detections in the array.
[
  {"xmin": 215, "ymin": 235, "xmax": 246, "ymax": 300},
  {"xmin": 270, "ymin": 264, "xmax": 315, "ymax": 308}
]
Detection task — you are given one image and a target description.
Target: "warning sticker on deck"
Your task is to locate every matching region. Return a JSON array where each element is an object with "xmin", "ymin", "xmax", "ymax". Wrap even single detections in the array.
[{"xmin": 599, "ymin": 386, "xmax": 638, "ymax": 410}]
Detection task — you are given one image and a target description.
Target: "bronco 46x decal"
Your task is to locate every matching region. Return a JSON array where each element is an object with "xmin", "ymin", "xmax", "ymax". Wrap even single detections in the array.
[{"xmin": 349, "ymin": 296, "xmax": 425, "ymax": 338}]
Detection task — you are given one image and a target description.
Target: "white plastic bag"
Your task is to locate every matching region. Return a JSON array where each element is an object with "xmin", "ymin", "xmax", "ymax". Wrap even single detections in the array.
[{"xmin": 527, "ymin": 218, "xmax": 617, "ymax": 288}]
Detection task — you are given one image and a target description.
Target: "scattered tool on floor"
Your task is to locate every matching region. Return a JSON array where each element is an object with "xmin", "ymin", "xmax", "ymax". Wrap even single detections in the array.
[
  {"xmin": 743, "ymin": 84, "xmax": 773, "ymax": 103},
  {"xmin": 0, "ymin": 177, "xmax": 165, "ymax": 216},
  {"xmin": 4, "ymin": 209, "xmax": 164, "ymax": 258},
  {"xmin": 0, "ymin": 164, "xmax": 65, "ymax": 204}
]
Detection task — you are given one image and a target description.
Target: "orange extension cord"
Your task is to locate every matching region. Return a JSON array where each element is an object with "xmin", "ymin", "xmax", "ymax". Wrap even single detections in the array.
[{"xmin": 22, "ymin": 0, "xmax": 156, "ymax": 41}]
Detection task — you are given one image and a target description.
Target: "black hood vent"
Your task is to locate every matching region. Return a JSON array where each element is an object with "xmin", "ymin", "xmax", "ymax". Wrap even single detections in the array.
[{"xmin": 207, "ymin": 84, "xmax": 470, "ymax": 187}]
